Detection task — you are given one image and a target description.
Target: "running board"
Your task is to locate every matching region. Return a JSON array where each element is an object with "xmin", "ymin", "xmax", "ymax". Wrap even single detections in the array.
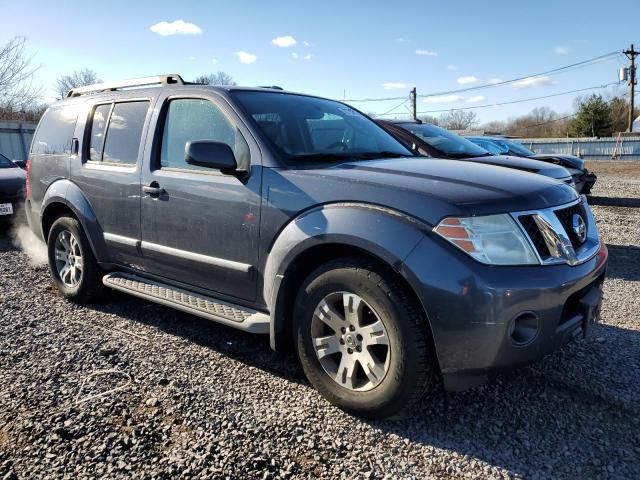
[{"xmin": 102, "ymin": 273, "xmax": 270, "ymax": 334}]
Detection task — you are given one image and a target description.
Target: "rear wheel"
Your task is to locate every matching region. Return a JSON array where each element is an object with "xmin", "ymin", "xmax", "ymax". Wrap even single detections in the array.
[
  {"xmin": 47, "ymin": 215, "xmax": 104, "ymax": 303},
  {"xmin": 294, "ymin": 258, "xmax": 438, "ymax": 419}
]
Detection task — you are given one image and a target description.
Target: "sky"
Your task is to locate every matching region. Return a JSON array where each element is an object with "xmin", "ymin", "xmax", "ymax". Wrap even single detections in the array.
[{"xmin": 2, "ymin": 0, "xmax": 639, "ymax": 123}]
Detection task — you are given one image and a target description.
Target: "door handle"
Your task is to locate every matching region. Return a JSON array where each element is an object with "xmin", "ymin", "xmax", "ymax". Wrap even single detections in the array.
[{"xmin": 143, "ymin": 183, "xmax": 165, "ymax": 197}]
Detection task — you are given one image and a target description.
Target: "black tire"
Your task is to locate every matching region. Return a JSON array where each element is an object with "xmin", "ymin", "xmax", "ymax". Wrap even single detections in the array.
[
  {"xmin": 294, "ymin": 257, "xmax": 438, "ymax": 419},
  {"xmin": 47, "ymin": 215, "xmax": 104, "ymax": 303}
]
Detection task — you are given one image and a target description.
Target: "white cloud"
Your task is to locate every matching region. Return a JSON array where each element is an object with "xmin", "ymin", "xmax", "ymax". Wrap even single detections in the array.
[
  {"xmin": 271, "ymin": 35, "xmax": 297, "ymax": 47},
  {"xmin": 447, "ymin": 64, "xmax": 457, "ymax": 70},
  {"xmin": 381, "ymin": 82, "xmax": 411, "ymax": 90},
  {"xmin": 302, "ymin": 41, "xmax": 311, "ymax": 47},
  {"xmin": 292, "ymin": 52, "xmax": 312, "ymax": 61},
  {"xmin": 212, "ymin": 58, "xmax": 218, "ymax": 65},
  {"xmin": 423, "ymin": 94, "xmax": 462, "ymax": 104},
  {"xmin": 488, "ymin": 78, "xmax": 503, "ymax": 84},
  {"xmin": 553, "ymin": 46, "xmax": 569, "ymax": 55},
  {"xmin": 149, "ymin": 19, "xmax": 202, "ymax": 36},
  {"xmin": 395, "ymin": 37, "xmax": 409, "ymax": 43},
  {"xmin": 235, "ymin": 51, "xmax": 257, "ymax": 64},
  {"xmin": 457, "ymin": 76, "xmax": 478, "ymax": 85},
  {"xmin": 467, "ymin": 95, "xmax": 485, "ymax": 103},
  {"xmin": 416, "ymin": 49, "xmax": 438, "ymax": 56},
  {"xmin": 512, "ymin": 75, "xmax": 555, "ymax": 89}
]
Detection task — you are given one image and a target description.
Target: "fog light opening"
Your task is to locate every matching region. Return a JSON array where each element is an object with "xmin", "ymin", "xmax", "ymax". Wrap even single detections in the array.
[{"xmin": 510, "ymin": 312, "xmax": 539, "ymax": 346}]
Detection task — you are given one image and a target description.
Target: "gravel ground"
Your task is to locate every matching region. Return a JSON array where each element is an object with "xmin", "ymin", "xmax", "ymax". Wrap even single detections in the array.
[{"xmin": 1, "ymin": 173, "xmax": 639, "ymax": 479}]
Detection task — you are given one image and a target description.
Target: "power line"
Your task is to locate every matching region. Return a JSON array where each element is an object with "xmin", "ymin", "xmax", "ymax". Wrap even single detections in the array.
[
  {"xmin": 342, "ymin": 50, "xmax": 619, "ymax": 103},
  {"xmin": 523, "ymin": 113, "xmax": 576, "ymax": 128},
  {"xmin": 380, "ymin": 98, "xmax": 409, "ymax": 115},
  {"xmin": 418, "ymin": 51, "xmax": 619, "ymax": 99},
  {"xmin": 373, "ymin": 81, "xmax": 621, "ymax": 116}
]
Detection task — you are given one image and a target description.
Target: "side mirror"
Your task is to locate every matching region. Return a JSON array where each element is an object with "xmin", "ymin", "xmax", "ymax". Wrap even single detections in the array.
[
  {"xmin": 12, "ymin": 160, "xmax": 26, "ymax": 169},
  {"xmin": 185, "ymin": 141, "xmax": 238, "ymax": 173}
]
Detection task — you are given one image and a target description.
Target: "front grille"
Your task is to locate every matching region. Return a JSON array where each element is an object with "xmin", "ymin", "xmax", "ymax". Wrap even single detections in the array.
[
  {"xmin": 554, "ymin": 203, "xmax": 586, "ymax": 249},
  {"xmin": 519, "ymin": 215, "xmax": 550, "ymax": 258},
  {"xmin": 513, "ymin": 200, "xmax": 598, "ymax": 266}
]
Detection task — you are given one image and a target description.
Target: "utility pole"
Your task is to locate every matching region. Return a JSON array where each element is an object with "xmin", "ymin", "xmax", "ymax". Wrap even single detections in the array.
[
  {"xmin": 410, "ymin": 87, "xmax": 417, "ymax": 121},
  {"xmin": 623, "ymin": 44, "xmax": 638, "ymax": 132}
]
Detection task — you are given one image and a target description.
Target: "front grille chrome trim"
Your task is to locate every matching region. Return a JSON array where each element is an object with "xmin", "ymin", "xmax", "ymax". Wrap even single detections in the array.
[{"xmin": 511, "ymin": 196, "xmax": 600, "ymax": 267}]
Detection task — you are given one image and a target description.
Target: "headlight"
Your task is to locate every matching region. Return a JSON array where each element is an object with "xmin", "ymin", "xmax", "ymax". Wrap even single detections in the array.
[{"xmin": 434, "ymin": 214, "xmax": 539, "ymax": 265}]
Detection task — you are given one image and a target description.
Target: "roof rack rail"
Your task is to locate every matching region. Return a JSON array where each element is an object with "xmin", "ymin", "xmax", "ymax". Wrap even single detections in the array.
[
  {"xmin": 65, "ymin": 74, "xmax": 185, "ymax": 98},
  {"xmin": 257, "ymin": 85, "xmax": 284, "ymax": 90}
]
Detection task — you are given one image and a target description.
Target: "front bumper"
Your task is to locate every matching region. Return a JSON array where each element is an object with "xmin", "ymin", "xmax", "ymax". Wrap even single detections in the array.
[{"xmin": 401, "ymin": 235, "xmax": 608, "ymax": 391}]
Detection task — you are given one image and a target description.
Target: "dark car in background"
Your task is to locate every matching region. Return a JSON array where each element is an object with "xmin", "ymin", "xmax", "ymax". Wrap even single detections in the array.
[
  {"xmin": 377, "ymin": 120, "xmax": 576, "ymax": 188},
  {"xmin": 466, "ymin": 136, "xmax": 597, "ymax": 194},
  {"xmin": 0, "ymin": 151, "xmax": 26, "ymax": 223}
]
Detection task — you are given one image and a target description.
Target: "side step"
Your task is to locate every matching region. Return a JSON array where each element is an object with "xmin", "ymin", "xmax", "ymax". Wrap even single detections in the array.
[{"xmin": 103, "ymin": 273, "xmax": 270, "ymax": 334}]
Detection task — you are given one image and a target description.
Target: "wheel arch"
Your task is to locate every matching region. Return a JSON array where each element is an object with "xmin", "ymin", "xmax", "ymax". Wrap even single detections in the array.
[
  {"xmin": 40, "ymin": 180, "xmax": 107, "ymax": 260},
  {"xmin": 264, "ymin": 203, "xmax": 436, "ymax": 355}
]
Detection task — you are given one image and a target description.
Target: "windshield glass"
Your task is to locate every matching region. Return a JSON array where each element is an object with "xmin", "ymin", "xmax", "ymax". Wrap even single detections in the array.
[
  {"xmin": 503, "ymin": 139, "xmax": 536, "ymax": 156},
  {"xmin": 399, "ymin": 123, "xmax": 489, "ymax": 158},
  {"xmin": 232, "ymin": 91, "xmax": 413, "ymax": 163},
  {"xmin": 0, "ymin": 153, "xmax": 15, "ymax": 168}
]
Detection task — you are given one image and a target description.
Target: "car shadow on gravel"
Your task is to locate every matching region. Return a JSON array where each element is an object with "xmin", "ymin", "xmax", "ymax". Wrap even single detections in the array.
[
  {"xmin": 605, "ymin": 244, "xmax": 640, "ymax": 281},
  {"xmin": 83, "ymin": 290, "xmax": 308, "ymax": 385}
]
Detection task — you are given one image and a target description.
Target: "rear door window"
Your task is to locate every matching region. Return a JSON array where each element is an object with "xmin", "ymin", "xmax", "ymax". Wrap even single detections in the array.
[
  {"xmin": 31, "ymin": 106, "xmax": 79, "ymax": 155},
  {"xmin": 102, "ymin": 102, "xmax": 149, "ymax": 165},
  {"xmin": 87, "ymin": 100, "xmax": 149, "ymax": 165}
]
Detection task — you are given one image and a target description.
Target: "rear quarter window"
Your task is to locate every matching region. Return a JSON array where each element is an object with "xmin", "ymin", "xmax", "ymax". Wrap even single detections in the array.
[{"xmin": 31, "ymin": 106, "xmax": 79, "ymax": 155}]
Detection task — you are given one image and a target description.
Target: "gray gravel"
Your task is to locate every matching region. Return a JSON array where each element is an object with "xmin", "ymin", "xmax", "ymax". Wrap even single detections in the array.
[{"xmin": 1, "ymin": 175, "xmax": 639, "ymax": 479}]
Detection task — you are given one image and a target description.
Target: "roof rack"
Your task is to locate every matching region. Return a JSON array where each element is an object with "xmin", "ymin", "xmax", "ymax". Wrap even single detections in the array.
[
  {"xmin": 257, "ymin": 85, "xmax": 284, "ymax": 90},
  {"xmin": 65, "ymin": 74, "xmax": 185, "ymax": 98}
]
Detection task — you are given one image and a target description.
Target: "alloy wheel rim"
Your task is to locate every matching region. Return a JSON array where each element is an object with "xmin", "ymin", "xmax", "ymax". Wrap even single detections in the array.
[
  {"xmin": 54, "ymin": 230, "xmax": 83, "ymax": 287},
  {"xmin": 311, "ymin": 291, "xmax": 391, "ymax": 392}
]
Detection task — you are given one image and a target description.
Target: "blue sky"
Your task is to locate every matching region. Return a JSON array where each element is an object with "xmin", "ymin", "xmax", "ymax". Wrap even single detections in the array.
[{"xmin": 2, "ymin": 0, "xmax": 638, "ymax": 123}]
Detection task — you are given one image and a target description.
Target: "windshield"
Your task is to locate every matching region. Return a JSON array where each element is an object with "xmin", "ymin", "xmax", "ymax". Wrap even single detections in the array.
[
  {"xmin": 399, "ymin": 123, "xmax": 489, "ymax": 158},
  {"xmin": 232, "ymin": 91, "xmax": 413, "ymax": 164},
  {"xmin": 503, "ymin": 139, "xmax": 536, "ymax": 156},
  {"xmin": 0, "ymin": 153, "xmax": 15, "ymax": 168}
]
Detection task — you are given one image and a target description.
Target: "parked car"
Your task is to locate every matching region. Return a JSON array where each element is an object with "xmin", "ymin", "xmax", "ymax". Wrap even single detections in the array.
[
  {"xmin": 378, "ymin": 120, "xmax": 577, "ymax": 188},
  {"xmin": 466, "ymin": 136, "xmax": 597, "ymax": 194},
  {"xmin": 0, "ymin": 151, "xmax": 26, "ymax": 223},
  {"xmin": 25, "ymin": 75, "xmax": 607, "ymax": 418}
]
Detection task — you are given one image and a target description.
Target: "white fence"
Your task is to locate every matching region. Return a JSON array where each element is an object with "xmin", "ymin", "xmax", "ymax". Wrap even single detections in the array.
[
  {"xmin": 0, "ymin": 122, "xmax": 37, "ymax": 161},
  {"xmin": 520, "ymin": 137, "xmax": 640, "ymax": 161}
]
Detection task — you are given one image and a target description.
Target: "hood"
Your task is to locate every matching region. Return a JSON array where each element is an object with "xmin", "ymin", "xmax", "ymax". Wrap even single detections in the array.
[
  {"xmin": 0, "ymin": 166, "xmax": 26, "ymax": 196},
  {"xmin": 462, "ymin": 155, "xmax": 571, "ymax": 180},
  {"xmin": 281, "ymin": 157, "xmax": 578, "ymax": 224},
  {"xmin": 531, "ymin": 154, "xmax": 585, "ymax": 171}
]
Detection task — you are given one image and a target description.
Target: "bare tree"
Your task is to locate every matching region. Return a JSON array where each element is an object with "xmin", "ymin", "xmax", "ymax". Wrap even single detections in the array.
[
  {"xmin": 481, "ymin": 120, "xmax": 507, "ymax": 134},
  {"xmin": 193, "ymin": 72, "xmax": 236, "ymax": 86},
  {"xmin": 438, "ymin": 110, "xmax": 479, "ymax": 130},
  {"xmin": 55, "ymin": 69, "xmax": 101, "ymax": 99},
  {"xmin": 0, "ymin": 37, "xmax": 40, "ymax": 110}
]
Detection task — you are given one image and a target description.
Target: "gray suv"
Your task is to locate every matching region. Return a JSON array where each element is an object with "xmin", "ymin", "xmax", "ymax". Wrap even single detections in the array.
[{"xmin": 25, "ymin": 74, "xmax": 607, "ymax": 418}]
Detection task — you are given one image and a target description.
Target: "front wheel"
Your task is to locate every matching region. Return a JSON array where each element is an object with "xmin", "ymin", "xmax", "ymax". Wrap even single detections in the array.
[
  {"xmin": 294, "ymin": 258, "xmax": 438, "ymax": 419},
  {"xmin": 47, "ymin": 215, "xmax": 104, "ymax": 303}
]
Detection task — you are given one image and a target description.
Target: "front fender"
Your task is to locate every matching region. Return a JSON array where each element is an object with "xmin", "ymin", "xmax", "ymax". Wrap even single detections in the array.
[
  {"xmin": 264, "ymin": 202, "xmax": 431, "ymax": 350},
  {"xmin": 41, "ymin": 179, "xmax": 108, "ymax": 261}
]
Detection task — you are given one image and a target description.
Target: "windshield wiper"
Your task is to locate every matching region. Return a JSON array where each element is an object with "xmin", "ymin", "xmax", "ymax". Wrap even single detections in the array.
[
  {"xmin": 352, "ymin": 151, "xmax": 415, "ymax": 159},
  {"xmin": 290, "ymin": 151, "xmax": 413, "ymax": 162}
]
